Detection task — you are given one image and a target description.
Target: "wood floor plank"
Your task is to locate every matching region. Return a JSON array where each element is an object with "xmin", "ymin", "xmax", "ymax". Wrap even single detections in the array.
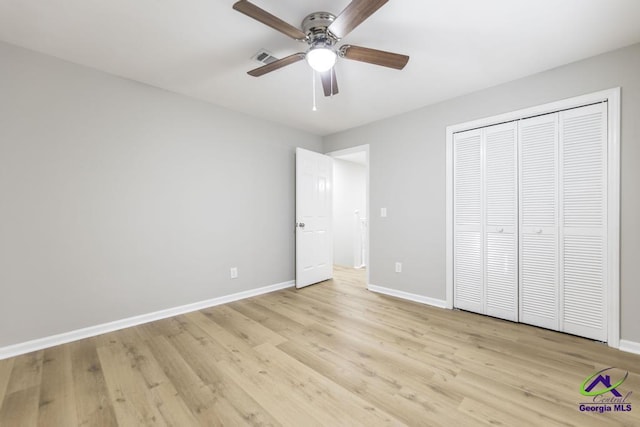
[
  {"xmin": 270, "ymin": 300, "xmax": 460, "ymax": 383},
  {"xmin": 200, "ymin": 305, "xmax": 288, "ymax": 348},
  {"xmin": 161, "ymin": 318, "xmax": 282, "ymax": 426},
  {"xmin": 112, "ymin": 328, "xmax": 202, "ymax": 426},
  {"xmin": 177, "ymin": 313, "xmax": 319, "ymax": 425},
  {"xmin": 145, "ymin": 334, "xmax": 244, "ymax": 426},
  {"xmin": 457, "ymin": 396, "xmax": 535, "ymax": 427},
  {"xmin": 70, "ymin": 338, "xmax": 118, "ymax": 426},
  {"xmin": 227, "ymin": 299, "xmax": 308, "ymax": 336},
  {"xmin": 256, "ymin": 291, "xmax": 324, "ymax": 327},
  {"xmin": 0, "ymin": 386, "xmax": 40, "ymax": 427},
  {"xmin": 0, "ymin": 357, "xmax": 14, "ymax": 412},
  {"xmin": 453, "ymin": 368, "xmax": 625, "ymax": 427},
  {"xmin": 186, "ymin": 310, "xmax": 358, "ymax": 425},
  {"xmin": 183, "ymin": 311, "xmax": 257, "ymax": 365},
  {"xmin": 276, "ymin": 321, "xmax": 441, "ymax": 393},
  {"xmin": 96, "ymin": 338, "xmax": 168, "ymax": 426},
  {"xmin": 5, "ymin": 351, "xmax": 43, "ymax": 395},
  {"xmin": 254, "ymin": 342, "xmax": 404, "ymax": 426},
  {"xmin": 1, "ymin": 265, "xmax": 639, "ymax": 426},
  {"xmin": 276, "ymin": 339, "xmax": 475, "ymax": 427},
  {"xmin": 37, "ymin": 345, "xmax": 78, "ymax": 426}
]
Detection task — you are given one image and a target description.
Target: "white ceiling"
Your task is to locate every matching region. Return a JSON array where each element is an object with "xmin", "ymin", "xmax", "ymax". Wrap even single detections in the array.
[{"xmin": 1, "ymin": 1, "xmax": 639, "ymax": 136}]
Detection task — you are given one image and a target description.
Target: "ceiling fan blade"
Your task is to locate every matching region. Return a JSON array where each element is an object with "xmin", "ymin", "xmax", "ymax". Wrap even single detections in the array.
[
  {"xmin": 247, "ymin": 53, "xmax": 306, "ymax": 77},
  {"xmin": 341, "ymin": 45, "xmax": 409, "ymax": 70},
  {"xmin": 320, "ymin": 68, "xmax": 339, "ymax": 97},
  {"xmin": 328, "ymin": 0, "xmax": 389, "ymax": 39},
  {"xmin": 233, "ymin": 1, "xmax": 306, "ymax": 41}
]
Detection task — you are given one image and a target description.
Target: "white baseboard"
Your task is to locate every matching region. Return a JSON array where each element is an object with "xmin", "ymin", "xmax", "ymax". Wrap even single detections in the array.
[
  {"xmin": 0, "ymin": 280, "xmax": 294, "ymax": 360},
  {"xmin": 619, "ymin": 339, "xmax": 640, "ymax": 356},
  {"xmin": 368, "ymin": 284, "xmax": 447, "ymax": 309}
]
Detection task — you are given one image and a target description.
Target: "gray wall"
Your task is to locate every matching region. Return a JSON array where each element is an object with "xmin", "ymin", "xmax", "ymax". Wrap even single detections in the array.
[
  {"xmin": 323, "ymin": 43, "xmax": 640, "ymax": 343},
  {"xmin": 333, "ymin": 159, "xmax": 366, "ymax": 267},
  {"xmin": 2, "ymin": 38, "xmax": 639, "ymax": 349},
  {"xmin": 0, "ymin": 41, "xmax": 321, "ymax": 348}
]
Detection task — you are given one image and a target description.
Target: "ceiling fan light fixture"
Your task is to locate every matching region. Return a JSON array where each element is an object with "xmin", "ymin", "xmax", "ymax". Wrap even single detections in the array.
[{"xmin": 306, "ymin": 47, "xmax": 337, "ymax": 72}]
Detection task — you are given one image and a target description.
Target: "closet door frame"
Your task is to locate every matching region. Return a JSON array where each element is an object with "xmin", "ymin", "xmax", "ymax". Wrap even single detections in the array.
[{"xmin": 445, "ymin": 87, "xmax": 620, "ymax": 348}]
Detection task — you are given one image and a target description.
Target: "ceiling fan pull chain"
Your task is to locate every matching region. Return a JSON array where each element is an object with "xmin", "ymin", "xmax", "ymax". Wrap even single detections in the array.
[{"xmin": 312, "ymin": 69, "xmax": 317, "ymax": 111}]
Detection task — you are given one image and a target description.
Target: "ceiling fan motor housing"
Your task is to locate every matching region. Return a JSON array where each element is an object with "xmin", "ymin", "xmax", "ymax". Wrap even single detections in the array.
[{"xmin": 302, "ymin": 12, "xmax": 338, "ymax": 48}]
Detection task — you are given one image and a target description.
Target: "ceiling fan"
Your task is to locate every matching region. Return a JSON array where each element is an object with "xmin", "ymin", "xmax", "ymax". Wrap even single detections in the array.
[{"xmin": 233, "ymin": 0, "xmax": 409, "ymax": 97}]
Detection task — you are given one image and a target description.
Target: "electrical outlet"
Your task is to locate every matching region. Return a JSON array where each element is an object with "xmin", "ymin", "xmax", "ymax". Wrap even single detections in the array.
[
  {"xmin": 230, "ymin": 267, "xmax": 238, "ymax": 279},
  {"xmin": 395, "ymin": 262, "xmax": 402, "ymax": 273},
  {"xmin": 381, "ymin": 207, "xmax": 387, "ymax": 217}
]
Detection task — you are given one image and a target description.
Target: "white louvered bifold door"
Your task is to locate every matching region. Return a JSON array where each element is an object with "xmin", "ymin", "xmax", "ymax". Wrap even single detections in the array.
[
  {"xmin": 484, "ymin": 122, "xmax": 518, "ymax": 321},
  {"xmin": 519, "ymin": 113, "xmax": 560, "ymax": 331},
  {"xmin": 453, "ymin": 129, "xmax": 484, "ymax": 314},
  {"xmin": 559, "ymin": 103, "xmax": 608, "ymax": 341}
]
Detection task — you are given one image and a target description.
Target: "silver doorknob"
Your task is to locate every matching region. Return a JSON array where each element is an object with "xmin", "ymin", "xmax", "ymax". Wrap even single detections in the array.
[{"xmin": 297, "ymin": 222, "xmax": 305, "ymax": 228}]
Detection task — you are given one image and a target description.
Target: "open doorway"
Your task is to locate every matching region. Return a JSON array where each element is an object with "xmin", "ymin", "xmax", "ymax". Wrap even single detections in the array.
[{"xmin": 327, "ymin": 145, "xmax": 369, "ymax": 285}]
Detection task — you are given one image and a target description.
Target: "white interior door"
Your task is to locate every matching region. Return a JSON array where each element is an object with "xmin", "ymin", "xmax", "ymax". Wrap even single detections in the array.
[
  {"xmin": 453, "ymin": 129, "xmax": 484, "ymax": 314},
  {"xmin": 559, "ymin": 103, "xmax": 608, "ymax": 341},
  {"xmin": 519, "ymin": 113, "xmax": 560, "ymax": 331},
  {"xmin": 484, "ymin": 122, "xmax": 518, "ymax": 321},
  {"xmin": 296, "ymin": 148, "xmax": 333, "ymax": 288},
  {"xmin": 454, "ymin": 123, "xmax": 518, "ymax": 320}
]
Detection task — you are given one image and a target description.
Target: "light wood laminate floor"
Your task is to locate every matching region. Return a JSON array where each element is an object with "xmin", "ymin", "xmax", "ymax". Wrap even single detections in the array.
[{"xmin": 1, "ymin": 266, "xmax": 639, "ymax": 426}]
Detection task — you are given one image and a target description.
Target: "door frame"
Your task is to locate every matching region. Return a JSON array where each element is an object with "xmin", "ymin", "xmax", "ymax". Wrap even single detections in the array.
[
  {"xmin": 326, "ymin": 144, "xmax": 370, "ymax": 287},
  {"xmin": 445, "ymin": 88, "xmax": 621, "ymax": 348}
]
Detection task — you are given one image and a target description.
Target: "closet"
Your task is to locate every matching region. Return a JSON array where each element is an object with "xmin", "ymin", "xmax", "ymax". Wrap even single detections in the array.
[{"xmin": 453, "ymin": 102, "xmax": 608, "ymax": 341}]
